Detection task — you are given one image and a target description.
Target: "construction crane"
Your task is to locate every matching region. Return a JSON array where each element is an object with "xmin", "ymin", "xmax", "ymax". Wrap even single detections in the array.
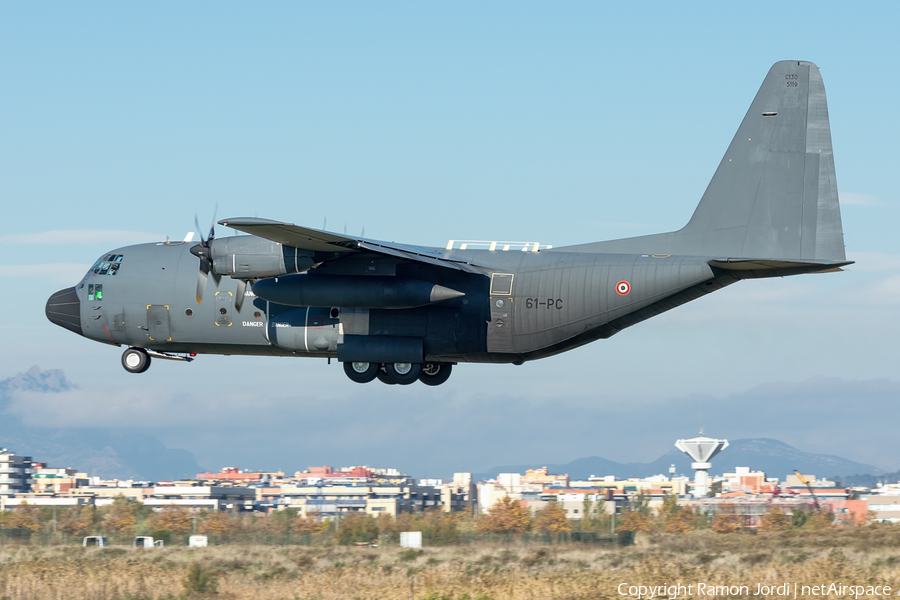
[{"xmin": 793, "ymin": 470, "xmax": 822, "ymax": 511}]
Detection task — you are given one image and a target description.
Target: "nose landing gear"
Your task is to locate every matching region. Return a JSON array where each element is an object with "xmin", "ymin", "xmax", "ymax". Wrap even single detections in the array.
[{"xmin": 121, "ymin": 348, "xmax": 151, "ymax": 373}]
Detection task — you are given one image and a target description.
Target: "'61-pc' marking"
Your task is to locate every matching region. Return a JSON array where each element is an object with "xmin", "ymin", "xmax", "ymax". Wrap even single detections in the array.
[{"xmin": 524, "ymin": 298, "xmax": 564, "ymax": 309}]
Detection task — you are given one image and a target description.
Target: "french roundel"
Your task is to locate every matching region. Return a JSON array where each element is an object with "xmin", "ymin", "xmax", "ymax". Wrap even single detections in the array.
[{"xmin": 616, "ymin": 280, "xmax": 631, "ymax": 295}]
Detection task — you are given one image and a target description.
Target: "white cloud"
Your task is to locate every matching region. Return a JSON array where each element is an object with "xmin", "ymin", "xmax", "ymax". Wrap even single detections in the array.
[
  {"xmin": 0, "ymin": 229, "xmax": 164, "ymax": 245},
  {"xmin": 0, "ymin": 263, "xmax": 90, "ymax": 284},
  {"xmin": 839, "ymin": 192, "xmax": 882, "ymax": 206}
]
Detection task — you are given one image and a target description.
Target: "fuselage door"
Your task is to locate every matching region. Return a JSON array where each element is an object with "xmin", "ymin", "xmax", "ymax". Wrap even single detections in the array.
[
  {"xmin": 147, "ymin": 305, "xmax": 171, "ymax": 342},
  {"xmin": 486, "ymin": 273, "xmax": 515, "ymax": 353}
]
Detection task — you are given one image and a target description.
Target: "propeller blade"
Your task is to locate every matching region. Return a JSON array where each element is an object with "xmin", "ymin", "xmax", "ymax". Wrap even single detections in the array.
[
  {"xmin": 194, "ymin": 214, "xmax": 205, "ymax": 244},
  {"xmin": 196, "ymin": 270, "xmax": 208, "ymax": 304},
  {"xmin": 360, "ymin": 226, "xmax": 365, "ymax": 238},
  {"xmin": 207, "ymin": 203, "xmax": 218, "ymax": 243},
  {"xmin": 234, "ymin": 279, "xmax": 247, "ymax": 312}
]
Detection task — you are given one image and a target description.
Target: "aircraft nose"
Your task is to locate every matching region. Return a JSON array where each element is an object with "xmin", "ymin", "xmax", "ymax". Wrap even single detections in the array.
[{"xmin": 46, "ymin": 286, "xmax": 83, "ymax": 336}]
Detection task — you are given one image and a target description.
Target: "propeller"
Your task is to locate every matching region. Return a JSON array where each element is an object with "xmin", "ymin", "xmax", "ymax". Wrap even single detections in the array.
[
  {"xmin": 234, "ymin": 279, "xmax": 247, "ymax": 312},
  {"xmin": 190, "ymin": 207, "xmax": 219, "ymax": 304}
]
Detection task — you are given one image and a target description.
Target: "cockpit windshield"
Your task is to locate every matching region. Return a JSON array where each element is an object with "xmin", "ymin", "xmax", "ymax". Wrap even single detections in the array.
[{"xmin": 88, "ymin": 254, "xmax": 124, "ymax": 276}]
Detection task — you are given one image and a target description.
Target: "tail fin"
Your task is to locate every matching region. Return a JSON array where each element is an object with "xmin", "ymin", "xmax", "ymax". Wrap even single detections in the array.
[{"xmin": 564, "ymin": 61, "xmax": 846, "ymax": 261}]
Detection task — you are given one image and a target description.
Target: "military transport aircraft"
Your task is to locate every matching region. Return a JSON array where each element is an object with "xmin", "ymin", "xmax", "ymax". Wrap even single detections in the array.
[{"xmin": 46, "ymin": 61, "xmax": 851, "ymax": 386}]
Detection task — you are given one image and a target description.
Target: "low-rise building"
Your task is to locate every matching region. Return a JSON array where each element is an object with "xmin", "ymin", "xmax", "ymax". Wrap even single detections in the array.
[
  {"xmin": 146, "ymin": 486, "xmax": 256, "ymax": 513},
  {"xmin": 259, "ymin": 483, "xmax": 454, "ymax": 517},
  {"xmin": 0, "ymin": 449, "xmax": 33, "ymax": 499},
  {"xmin": 31, "ymin": 466, "xmax": 90, "ymax": 494},
  {"xmin": 861, "ymin": 493, "xmax": 900, "ymax": 523}
]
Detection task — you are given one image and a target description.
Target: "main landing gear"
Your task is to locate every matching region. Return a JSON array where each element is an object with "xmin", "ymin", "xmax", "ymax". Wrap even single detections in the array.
[{"xmin": 342, "ymin": 361, "xmax": 453, "ymax": 386}]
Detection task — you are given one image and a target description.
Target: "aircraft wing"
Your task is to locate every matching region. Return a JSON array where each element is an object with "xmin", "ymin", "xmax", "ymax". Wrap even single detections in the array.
[{"xmin": 219, "ymin": 218, "xmax": 482, "ymax": 273}]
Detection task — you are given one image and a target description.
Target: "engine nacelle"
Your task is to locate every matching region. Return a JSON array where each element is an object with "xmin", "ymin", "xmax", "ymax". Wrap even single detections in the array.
[
  {"xmin": 266, "ymin": 307, "xmax": 339, "ymax": 353},
  {"xmin": 209, "ymin": 237, "xmax": 315, "ymax": 279}
]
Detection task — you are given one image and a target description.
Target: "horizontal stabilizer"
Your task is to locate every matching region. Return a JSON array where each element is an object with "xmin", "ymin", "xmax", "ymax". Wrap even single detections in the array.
[{"xmin": 710, "ymin": 257, "xmax": 853, "ymax": 278}]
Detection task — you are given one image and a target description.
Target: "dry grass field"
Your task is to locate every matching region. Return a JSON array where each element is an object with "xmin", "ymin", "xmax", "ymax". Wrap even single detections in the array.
[{"xmin": 2, "ymin": 527, "xmax": 900, "ymax": 600}]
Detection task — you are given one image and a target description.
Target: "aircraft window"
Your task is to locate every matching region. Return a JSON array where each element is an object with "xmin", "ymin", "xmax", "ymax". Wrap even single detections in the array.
[
  {"xmin": 490, "ymin": 273, "xmax": 514, "ymax": 295},
  {"xmin": 88, "ymin": 284, "xmax": 94, "ymax": 301},
  {"xmin": 95, "ymin": 284, "xmax": 103, "ymax": 300},
  {"xmin": 89, "ymin": 255, "xmax": 125, "ymax": 276}
]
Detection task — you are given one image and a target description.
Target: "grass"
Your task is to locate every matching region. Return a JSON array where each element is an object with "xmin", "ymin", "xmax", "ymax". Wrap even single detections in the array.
[{"xmin": 1, "ymin": 527, "xmax": 900, "ymax": 599}]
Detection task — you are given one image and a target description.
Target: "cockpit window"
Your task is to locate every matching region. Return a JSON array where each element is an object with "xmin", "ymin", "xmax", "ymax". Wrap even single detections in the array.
[
  {"xmin": 90, "ymin": 255, "xmax": 124, "ymax": 276},
  {"xmin": 87, "ymin": 284, "xmax": 103, "ymax": 301}
]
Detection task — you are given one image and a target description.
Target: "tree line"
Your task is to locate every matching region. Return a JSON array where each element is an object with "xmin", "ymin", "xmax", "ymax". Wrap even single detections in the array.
[{"xmin": 0, "ymin": 493, "xmax": 868, "ymax": 545}]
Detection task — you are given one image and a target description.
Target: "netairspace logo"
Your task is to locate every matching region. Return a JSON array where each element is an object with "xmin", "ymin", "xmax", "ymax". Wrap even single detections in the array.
[{"xmin": 617, "ymin": 582, "xmax": 897, "ymax": 599}]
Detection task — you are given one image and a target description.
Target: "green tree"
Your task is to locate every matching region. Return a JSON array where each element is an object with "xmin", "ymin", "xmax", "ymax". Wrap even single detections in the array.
[
  {"xmin": 338, "ymin": 512, "xmax": 379, "ymax": 544},
  {"xmin": 257, "ymin": 507, "xmax": 298, "ymax": 535},
  {"xmin": 791, "ymin": 508, "xmax": 810, "ymax": 529}
]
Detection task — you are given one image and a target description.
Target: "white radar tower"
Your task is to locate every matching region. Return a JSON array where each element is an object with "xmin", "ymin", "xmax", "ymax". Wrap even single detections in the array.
[{"xmin": 675, "ymin": 432, "xmax": 728, "ymax": 498}]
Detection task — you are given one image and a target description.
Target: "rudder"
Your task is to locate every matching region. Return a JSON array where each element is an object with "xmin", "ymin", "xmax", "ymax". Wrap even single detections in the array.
[{"xmin": 562, "ymin": 61, "xmax": 846, "ymax": 261}]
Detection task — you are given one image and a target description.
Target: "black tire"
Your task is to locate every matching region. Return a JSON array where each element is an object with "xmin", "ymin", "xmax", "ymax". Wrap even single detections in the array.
[
  {"xmin": 122, "ymin": 348, "xmax": 150, "ymax": 374},
  {"xmin": 419, "ymin": 363, "xmax": 453, "ymax": 386},
  {"xmin": 384, "ymin": 362, "xmax": 421, "ymax": 385},
  {"xmin": 376, "ymin": 367, "xmax": 396, "ymax": 385},
  {"xmin": 342, "ymin": 361, "xmax": 379, "ymax": 384}
]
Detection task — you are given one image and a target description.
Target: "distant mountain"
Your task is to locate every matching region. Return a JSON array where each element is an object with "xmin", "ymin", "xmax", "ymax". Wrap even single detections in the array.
[
  {"xmin": 0, "ymin": 366, "xmax": 204, "ymax": 481},
  {"xmin": 835, "ymin": 471, "xmax": 900, "ymax": 488},
  {"xmin": 474, "ymin": 438, "xmax": 883, "ymax": 482}
]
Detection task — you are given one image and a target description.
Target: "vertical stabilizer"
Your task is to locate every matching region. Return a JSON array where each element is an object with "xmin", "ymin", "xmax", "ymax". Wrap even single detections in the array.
[{"xmin": 562, "ymin": 61, "xmax": 846, "ymax": 261}]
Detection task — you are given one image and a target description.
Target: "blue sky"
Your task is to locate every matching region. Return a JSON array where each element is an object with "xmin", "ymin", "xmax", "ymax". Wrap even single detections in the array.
[{"xmin": 2, "ymin": 3, "xmax": 899, "ymax": 476}]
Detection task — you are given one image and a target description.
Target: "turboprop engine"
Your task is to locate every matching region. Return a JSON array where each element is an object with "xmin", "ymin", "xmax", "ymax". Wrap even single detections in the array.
[{"xmin": 208, "ymin": 237, "xmax": 315, "ymax": 279}]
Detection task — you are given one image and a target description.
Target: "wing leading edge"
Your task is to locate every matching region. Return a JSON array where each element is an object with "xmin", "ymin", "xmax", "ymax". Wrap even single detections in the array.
[{"xmin": 219, "ymin": 218, "xmax": 483, "ymax": 273}]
